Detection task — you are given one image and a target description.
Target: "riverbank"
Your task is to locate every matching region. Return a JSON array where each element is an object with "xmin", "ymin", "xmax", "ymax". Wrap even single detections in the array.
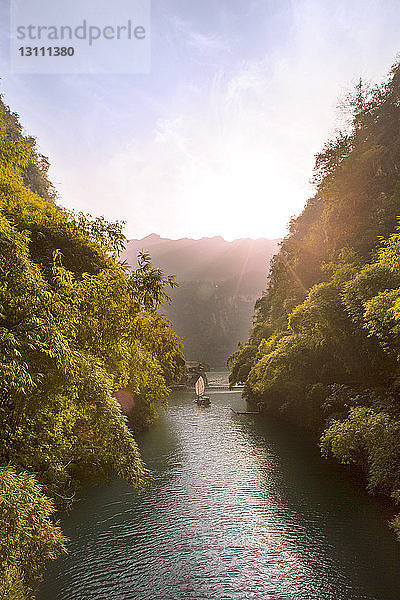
[{"xmin": 40, "ymin": 373, "xmax": 400, "ymax": 600}]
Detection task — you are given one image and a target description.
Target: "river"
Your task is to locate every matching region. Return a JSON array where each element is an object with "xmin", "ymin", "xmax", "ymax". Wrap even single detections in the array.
[{"xmin": 40, "ymin": 371, "xmax": 400, "ymax": 600}]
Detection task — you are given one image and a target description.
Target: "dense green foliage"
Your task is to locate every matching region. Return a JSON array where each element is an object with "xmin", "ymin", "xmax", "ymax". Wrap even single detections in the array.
[
  {"xmin": 0, "ymin": 95, "xmax": 184, "ymax": 597},
  {"xmin": 229, "ymin": 63, "xmax": 400, "ymax": 537},
  {"xmin": 0, "ymin": 468, "xmax": 66, "ymax": 600}
]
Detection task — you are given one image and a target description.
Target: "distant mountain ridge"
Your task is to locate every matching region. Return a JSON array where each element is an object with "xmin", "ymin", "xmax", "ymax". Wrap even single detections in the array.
[
  {"xmin": 122, "ymin": 234, "xmax": 280, "ymax": 365},
  {"xmin": 124, "ymin": 233, "xmax": 280, "ymax": 287}
]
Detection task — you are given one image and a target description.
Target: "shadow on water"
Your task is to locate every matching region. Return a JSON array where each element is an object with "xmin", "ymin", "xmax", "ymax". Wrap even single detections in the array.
[{"xmin": 40, "ymin": 372, "xmax": 400, "ymax": 600}]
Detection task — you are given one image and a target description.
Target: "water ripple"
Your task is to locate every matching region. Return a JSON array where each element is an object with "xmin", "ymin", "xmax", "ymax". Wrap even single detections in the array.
[{"xmin": 40, "ymin": 372, "xmax": 400, "ymax": 600}]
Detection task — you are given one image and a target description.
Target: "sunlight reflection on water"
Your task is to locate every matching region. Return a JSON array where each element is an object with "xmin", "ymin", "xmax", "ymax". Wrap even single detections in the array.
[{"xmin": 40, "ymin": 371, "xmax": 400, "ymax": 600}]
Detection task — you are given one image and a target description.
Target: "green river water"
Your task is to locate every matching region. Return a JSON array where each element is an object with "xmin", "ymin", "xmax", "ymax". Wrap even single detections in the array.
[{"xmin": 40, "ymin": 371, "xmax": 400, "ymax": 600}]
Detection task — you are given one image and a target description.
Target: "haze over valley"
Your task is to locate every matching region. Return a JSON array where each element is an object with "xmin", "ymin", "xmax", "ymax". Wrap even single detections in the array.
[{"xmin": 123, "ymin": 234, "xmax": 280, "ymax": 365}]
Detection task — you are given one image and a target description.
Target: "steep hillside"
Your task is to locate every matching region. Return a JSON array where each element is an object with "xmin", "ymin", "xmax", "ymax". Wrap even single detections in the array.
[
  {"xmin": 123, "ymin": 235, "xmax": 280, "ymax": 365},
  {"xmin": 0, "ymin": 96, "xmax": 184, "ymax": 598},
  {"xmin": 229, "ymin": 64, "xmax": 400, "ymax": 538}
]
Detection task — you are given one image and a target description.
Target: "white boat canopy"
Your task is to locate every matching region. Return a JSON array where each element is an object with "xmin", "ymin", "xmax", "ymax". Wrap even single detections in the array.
[{"xmin": 195, "ymin": 376, "xmax": 205, "ymax": 397}]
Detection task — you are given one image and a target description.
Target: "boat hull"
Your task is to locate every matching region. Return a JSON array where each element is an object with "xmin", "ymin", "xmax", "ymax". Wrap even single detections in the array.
[{"xmin": 195, "ymin": 396, "xmax": 210, "ymax": 407}]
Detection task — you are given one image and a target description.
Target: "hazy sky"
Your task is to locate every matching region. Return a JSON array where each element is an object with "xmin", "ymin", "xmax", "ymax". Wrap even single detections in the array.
[{"xmin": 1, "ymin": 0, "xmax": 400, "ymax": 240}]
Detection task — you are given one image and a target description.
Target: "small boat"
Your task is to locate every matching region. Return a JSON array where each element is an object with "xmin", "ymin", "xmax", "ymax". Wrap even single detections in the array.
[{"xmin": 194, "ymin": 376, "xmax": 210, "ymax": 406}]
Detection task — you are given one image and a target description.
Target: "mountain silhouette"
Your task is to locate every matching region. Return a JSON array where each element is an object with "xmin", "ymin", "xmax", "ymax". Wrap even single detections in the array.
[{"xmin": 123, "ymin": 234, "xmax": 280, "ymax": 366}]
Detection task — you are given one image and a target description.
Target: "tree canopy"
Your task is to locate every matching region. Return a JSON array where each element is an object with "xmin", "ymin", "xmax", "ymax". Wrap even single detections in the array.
[
  {"xmin": 0, "ymin": 94, "xmax": 185, "ymax": 598},
  {"xmin": 229, "ymin": 61, "xmax": 400, "ymax": 539}
]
